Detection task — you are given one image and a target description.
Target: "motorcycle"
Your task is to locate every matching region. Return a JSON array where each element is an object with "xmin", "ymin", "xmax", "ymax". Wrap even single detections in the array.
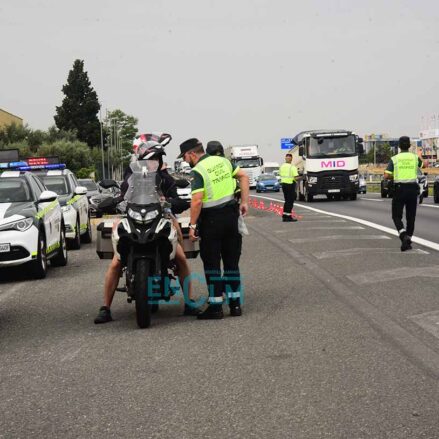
[{"xmin": 96, "ymin": 136, "xmax": 198, "ymax": 328}]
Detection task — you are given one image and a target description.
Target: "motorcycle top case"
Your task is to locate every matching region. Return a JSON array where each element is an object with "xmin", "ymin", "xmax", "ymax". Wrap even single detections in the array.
[{"xmin": 96, "ymin": 220, "xmax": 115, "ymax": 259}]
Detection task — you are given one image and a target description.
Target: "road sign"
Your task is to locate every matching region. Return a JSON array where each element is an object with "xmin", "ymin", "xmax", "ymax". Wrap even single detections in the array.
[{"xmin": 281, "ymin": 138, "xmax": 294, "ymax": 150}]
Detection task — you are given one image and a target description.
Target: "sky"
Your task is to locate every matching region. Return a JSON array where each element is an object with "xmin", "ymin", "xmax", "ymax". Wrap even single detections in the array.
[{"xmin": 1, "ymin": 0, "xmax": 439, "ymax": 162}]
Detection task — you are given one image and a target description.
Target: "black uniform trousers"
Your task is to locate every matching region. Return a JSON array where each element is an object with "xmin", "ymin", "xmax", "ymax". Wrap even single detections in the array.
[
  {"xmin": 282, "ymin": 182, "xmax": 296, "ymax": 215},
  {"xmin": 198, "ymin": 204, "xmax": 242, "ymax": 305},
  {"xmin": 391, "ymin": 183, "xmax": 418, "ymax": 237}
]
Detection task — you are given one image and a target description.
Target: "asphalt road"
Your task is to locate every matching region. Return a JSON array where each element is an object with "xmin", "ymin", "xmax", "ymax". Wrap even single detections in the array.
[
  {"xmin": 254, "ymin": 190, "xmax": 439, "ymax": 245},
  {"xmin": 2, "ymin": 205, "xmax": 439, "ymax": 438}
]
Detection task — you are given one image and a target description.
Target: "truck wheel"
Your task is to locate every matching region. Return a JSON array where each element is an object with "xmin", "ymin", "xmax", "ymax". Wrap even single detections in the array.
[
  {"xmin": 134, "ymin": 259, "xmax": 152, "ymax": 328},
  {"xmin": 350, "ymin": 193, "xmax": 357, "ymax": 201},
  {"xmin": 305, "ymin": 190, "xmax": 313, "ymax": 202},
  {"xmin": 381, "ymin": 190, "xmax": 387, "ymax": 198}
]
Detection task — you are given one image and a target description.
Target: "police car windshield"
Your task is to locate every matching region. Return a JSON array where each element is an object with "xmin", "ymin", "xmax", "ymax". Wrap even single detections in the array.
[
  {"xmin": 0, "ymin": 178, "xmax": 32, "ymax": 203},
  {"xmin": 308, "ymin": 135, "xmax": 356, "ymax": 158},
  {"xmin": 79, "ymin": 180, "xmax": 98, "ymax": 191},
  {"xmin": 41, "ymin": 176, "xmax": 70, "ymax": 195},
  {"xmin": 235, "ymin": 159, "xmax": 259, "ymax": 168}
]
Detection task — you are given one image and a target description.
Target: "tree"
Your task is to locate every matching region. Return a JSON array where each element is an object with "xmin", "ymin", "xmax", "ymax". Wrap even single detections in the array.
[{"xmin": 54, "ymin": 59, "xmax": 101, "ymax": 147}]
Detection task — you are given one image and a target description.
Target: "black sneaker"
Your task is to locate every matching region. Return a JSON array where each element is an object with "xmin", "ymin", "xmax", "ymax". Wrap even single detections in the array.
[
  {"xmin": 282, "ymin": 216, "xmax": 293, "ymax": 222},
  {"xmin": 401, "ymin": 234, "xmax": 412, "ymax": 252},
  {"xmin": 183, "ymin": 300, "xmax": 203, "ymax": 316},
  {"xmin": 197, "ymin": 305, "xmax": 224, "ymax": 320},
  {"xmin": 94, "ymin": 306, "xmax": 113, "ymax": 324}
]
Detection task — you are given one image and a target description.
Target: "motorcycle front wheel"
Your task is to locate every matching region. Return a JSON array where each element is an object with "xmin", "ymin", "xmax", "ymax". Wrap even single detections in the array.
[{"xmin": 134, "ymin": 259, "xmax": 152, "ymax": 328}]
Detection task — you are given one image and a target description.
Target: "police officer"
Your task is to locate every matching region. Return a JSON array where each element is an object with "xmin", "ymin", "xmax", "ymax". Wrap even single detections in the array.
[
  {"xmin": 279, "ymin": 153, "xmax": 299, "ymax": 222},
  {"xmin": 384, "ymin": 136, "xmax": 423, "ymax": 251},
  {"xmin": 178, "ymin": 138, "xmax": 249, "ymax": 319}
]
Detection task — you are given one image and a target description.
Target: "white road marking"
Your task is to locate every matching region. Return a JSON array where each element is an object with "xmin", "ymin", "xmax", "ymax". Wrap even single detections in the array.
[
  {"xmin": 253, "ymin": 194, "xmax": 439, "ymax": 252},
  {"xmin": 289, "ymin": 234, "xmax": 391, "ymax": 244},
  {"xmin": 347, "ymin": 265, "xmax": 439, "ymax": 285},
  {"xmin": 410, "ymin": 310, "xmax": 439, "ymax": 339},
  {"xmin": 313, "ymin": 247, "xmax": 429, "ymax": 259},
  {"xmin": 293, "ymin": 219, "xmax": 347, "ymax": 223},
  {"xmin": 360, "ymin": 198, "xmax": 384, "ymax": 202},
  {"xmin": 420, "ymin": 203, "xmax": 439, "ymax": 209},
  {"xmin": 274, "ymin": 226, "xmax": 363, "ymax": 233}
]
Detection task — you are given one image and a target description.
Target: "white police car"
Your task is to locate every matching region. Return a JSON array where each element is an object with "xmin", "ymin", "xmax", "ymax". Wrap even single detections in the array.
[
  {"xmin": 0, "ymin": 169, "xmax": 68, "ymax": 278},
  {"xmin": 32, "ymin": 166, "xmax": 91, "ymax": 249}
]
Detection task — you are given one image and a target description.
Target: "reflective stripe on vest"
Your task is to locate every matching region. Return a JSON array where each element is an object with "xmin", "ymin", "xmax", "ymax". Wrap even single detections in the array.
[
  {"xmin": 279, "ymin": 163, "xmax": 295, "ymax": 184},
  {"xmin": 193, "ymin": 156, "xmax": 236, "ymax": 208},
  {"xmin": 392, "ymin": 152, "xmax": 418, "ymax": 183}
]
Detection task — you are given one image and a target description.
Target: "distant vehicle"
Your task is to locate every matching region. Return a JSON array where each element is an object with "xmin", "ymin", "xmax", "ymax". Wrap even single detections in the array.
[
  {"xmin": 256, "ymin": 174, "xmax": 280, "ymax": 193},
  {"xmin": 89, "ymin": 180, "xmax": 121, "ymax": 218},
  {"xmin": 358, "ymin": 175, "xmax": 367, "ymax": 194},
  {"xmin": 289, "ymin": 130, "xmax": 364, "ymax": 201},
  {"xmin": 0, "ymin": 170, "xmax": 68, "ymax": 278},
  {"xmin": 78, "ymin": 178, "xmax": 100, "ymax": 200},
  {"xmin": 262, "ymin": 162, "xmax": 279, "ymax": 175},
  {"xmin": 434, "ymin": 176, "xmax": 439, "ymax": 203},
  {"xmin": 225, "ymin": 145, "xmax": 263, "ymax": 188}
]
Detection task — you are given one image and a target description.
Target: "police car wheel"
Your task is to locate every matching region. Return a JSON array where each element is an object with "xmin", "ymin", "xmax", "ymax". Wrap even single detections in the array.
[
  {"xmin": 30, "ymin": 231, "xmax": 47, "ymax": 279},
  {"xmin": 68, "ymin": 217, "xmax": 81, "ymax": 250},
  {"xmin": 51, "ymin": 226, "xmax": 68, "ymax": 267},
  {"xmin": 81, "ymin": 216, "xmax": 92, "ymax": 244}
]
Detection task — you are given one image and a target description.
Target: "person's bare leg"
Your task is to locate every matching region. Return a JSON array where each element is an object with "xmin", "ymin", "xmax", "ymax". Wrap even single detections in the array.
[
  {"xmin": 175, "ymin": 244, "xmax": 193, "ymax": 302},
  {"xmin": 104, "ymin": 255, "xmax": 122, "ymax": 307}
]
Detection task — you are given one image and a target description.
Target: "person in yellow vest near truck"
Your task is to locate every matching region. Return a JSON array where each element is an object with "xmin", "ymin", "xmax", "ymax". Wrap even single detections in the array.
[
  {"xmin": 179, "ymin": 138, "xmax": 249, "ymax": 320},
  {"xmin": 384, "ymin": 136, "xmax": 424, "ymax": 251},
  {"xmin": 279, "ymin": 153, "xmax": 300, "ymax": 222}
]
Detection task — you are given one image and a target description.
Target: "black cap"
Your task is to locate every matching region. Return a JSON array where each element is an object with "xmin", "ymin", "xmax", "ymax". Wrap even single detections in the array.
[
  {"xmin": 399, "ymin": 136, "xmax": 411, "ymax": 149},
  {"xmin": 206, "ymin": 140, "xmax": 224, "ymax": 157},
  {"xmin": 178, "ymin": 138, "xmax": 202, "ymax": 159}
]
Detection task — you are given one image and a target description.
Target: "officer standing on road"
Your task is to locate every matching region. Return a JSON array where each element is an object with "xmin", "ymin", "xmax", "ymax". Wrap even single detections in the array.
[
  {"xmin": 384, "ymin": 136, "xmax": 424, "ymax": 251},
  {"xmin": 279, "ymin": 153, "xmax": 299, "ymax": 222},
  {"xmin": 179, "ymin": 138, "xmax": 249, "ymax": 319}
]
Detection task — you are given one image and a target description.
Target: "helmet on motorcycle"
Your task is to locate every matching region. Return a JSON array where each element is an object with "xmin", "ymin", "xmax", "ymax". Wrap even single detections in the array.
[
  {"xmin": 136, "ymin": 141, "xmax": 165, "ymax": 161},
  {"xmin": 206, "ymin": 140, "xmax": 224, "ymax": 157}
]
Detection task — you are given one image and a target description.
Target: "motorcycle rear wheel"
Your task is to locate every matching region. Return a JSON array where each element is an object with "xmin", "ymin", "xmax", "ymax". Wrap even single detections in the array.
[{"xmin": 134, "ymin": 259, "xmax": 152, "ymax": 328}]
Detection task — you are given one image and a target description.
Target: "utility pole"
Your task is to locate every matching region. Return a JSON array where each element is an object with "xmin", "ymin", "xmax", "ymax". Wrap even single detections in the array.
[{"xmin": 99, "ymin": 109, "xmax": 105, "ymax": 180}]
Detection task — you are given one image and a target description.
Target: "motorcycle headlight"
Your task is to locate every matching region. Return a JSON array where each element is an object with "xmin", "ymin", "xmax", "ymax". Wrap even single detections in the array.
[
  {"xmin": 62, "ymin": 205, "xmax": 73, "ymax": 213},
  {"xmin": 128, "ymin": 208, "xmax": 159, "ymax": 223},
  {"xmin": 349, "ymin": 174, "xmax": 359, "ymax": 182},
  {"xmin": 0, "ymin": 217, "xmax": 34, "ymax": 232},
  {"xmin": 308, "ymin": 176, "xmax": 317, "ymax": 184}
]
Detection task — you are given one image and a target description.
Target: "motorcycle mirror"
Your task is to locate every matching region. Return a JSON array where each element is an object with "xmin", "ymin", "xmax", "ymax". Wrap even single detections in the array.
[{"xmin": 160, "ymin": 136, "xmax": 172, "ymax": 147}]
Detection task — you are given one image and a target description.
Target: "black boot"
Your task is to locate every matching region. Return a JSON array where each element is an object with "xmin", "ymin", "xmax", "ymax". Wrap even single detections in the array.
[
  {"xmin": 197, "ymin": 304, "xmax": 224, "ymax": 320},
  {"xmin": 282, "ymin": 215, "xmax": 293, "ymax": 222},
  {"xmin": 400, "ymin": 233, "xmax": 412, "ymax": 252},
  {"xmin": 183, "ymin": 299, "xmax": 203, "ymax": 316},
  {"xmin": 229, "ymin": 299, "xmax": 242, "ymax": 317}
]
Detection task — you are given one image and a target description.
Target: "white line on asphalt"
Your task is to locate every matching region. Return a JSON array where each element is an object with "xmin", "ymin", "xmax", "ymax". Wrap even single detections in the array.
[
  {"xmin": 274, "ymin": 226, "xmax": 363, "ymax": 233},
  {"xmin": 293, "ymin": 219, "xmax": 347, "ymax": 223},
  {"xmin": 360, "ymin": 198, "xmax": 384, "ymax": 202},
  {"xmin": 420, "ymin": 203, "xmax": 439, "ymax": 209},
  {"xmin": 313, "ymin": 247, "xmax": 429, "ymax": 259},
  {"xmin": 252, "ymin": 194, "xmax": 439, "ymax": 252},
  {"xmin": 347, "ymin": 265, "xmax": 439, "ymax": 285},
  {"xmin": 410, "ymin": 310, "xmax": 439, "ymax": 340},
  {"xmin": 289, "ymin": 235, "xmax": 391, "ymax": 244}
]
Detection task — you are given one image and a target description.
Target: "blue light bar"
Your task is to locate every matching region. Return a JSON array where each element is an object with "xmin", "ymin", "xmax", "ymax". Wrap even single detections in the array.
[
  {"xmin": 9, "ymin": 161, "xmax": 28, "ymax": 168},
  {"xmin": 16, "ymin": 164, "xmax": 66, "ymax": 171}
]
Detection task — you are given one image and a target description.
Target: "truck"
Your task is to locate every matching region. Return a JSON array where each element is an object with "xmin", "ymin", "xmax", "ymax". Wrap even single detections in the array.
[
  {"xmin": 262, "ymin": 161, "xmax": 280, "ymax": 176},
  {"xmin": 174, "ymin": 160, "xmax": 192, "ymax": 175},
  {"xmin": 290, "ymin": 130, "xmax": 364, "ymax": 201},
  {"xmin": 224, "ymin": 145, "xmax": 263, "ymax": 187}
]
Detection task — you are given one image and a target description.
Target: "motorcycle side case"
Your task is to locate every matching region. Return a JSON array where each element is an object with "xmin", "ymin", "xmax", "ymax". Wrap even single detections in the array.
[
  {"xmin": 178, "ymin": 217, "xmax": 200, "ymax": 259},
  {"xmin": 96, "ymin": 220, "xmax": 115, "ymax": 259}
]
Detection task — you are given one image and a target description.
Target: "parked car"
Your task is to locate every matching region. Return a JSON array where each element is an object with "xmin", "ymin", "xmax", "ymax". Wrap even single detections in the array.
[
  {"xmin": 78, "ymin": 178, "xmax": 100, "ymax": 200},
  {"xmin": 434, "ymin": 176, "xmax": 439, "ymax": 203},
  {"xmin": 0, "ymin": 170, "xmax": 68, "ymax": 277},
  {"xmin": 255, "ymin": 174, "xmax": 280, "ymax": 193}
]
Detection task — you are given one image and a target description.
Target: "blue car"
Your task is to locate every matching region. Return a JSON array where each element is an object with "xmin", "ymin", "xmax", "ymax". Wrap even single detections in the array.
[{"xmin": 256, "ymin": 174, "xmax": 280, "ymax": 193}]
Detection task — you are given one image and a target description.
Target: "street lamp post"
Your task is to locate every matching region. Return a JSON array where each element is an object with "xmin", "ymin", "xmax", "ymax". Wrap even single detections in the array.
[{"xmin": 99, "ymin": 110, "xmax": 105, "ymax": 180}]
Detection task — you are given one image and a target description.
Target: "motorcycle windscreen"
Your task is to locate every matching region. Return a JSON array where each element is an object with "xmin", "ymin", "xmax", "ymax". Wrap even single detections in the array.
[{"xmin": 124, "ymin": 159, "xmax": 161, "ymax": 205}]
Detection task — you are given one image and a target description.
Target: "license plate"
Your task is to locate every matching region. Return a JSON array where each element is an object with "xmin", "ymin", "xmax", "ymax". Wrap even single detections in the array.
[
  {"xmin": 328, "ymin": 189, "xmax": 340, "ymax": 193},
  {"xmin": 266, "ymin": 186, "xmax": 273, "ymax": 189},
  {"xmin": 0, "ymin": 243, "xmax": 10, "ymax": 253}
]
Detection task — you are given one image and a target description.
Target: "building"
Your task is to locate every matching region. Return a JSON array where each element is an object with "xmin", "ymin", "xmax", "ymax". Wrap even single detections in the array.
[
  {"xmin": 419, "ymin": 115, "xmax": 439, "ymax": 166},
  {"xmin": 0, "ymin": 108, "xmax": 23, "ymax": 129},
  {"xmin": 363, "ymin": 134, "xmax": 399, "ymax": 154}
]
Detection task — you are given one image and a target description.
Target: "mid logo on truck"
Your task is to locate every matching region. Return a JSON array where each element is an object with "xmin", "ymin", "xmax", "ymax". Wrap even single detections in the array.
[{"xmin": 321, "ymin": 160, "xmax": 346, "ymax": 168}]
